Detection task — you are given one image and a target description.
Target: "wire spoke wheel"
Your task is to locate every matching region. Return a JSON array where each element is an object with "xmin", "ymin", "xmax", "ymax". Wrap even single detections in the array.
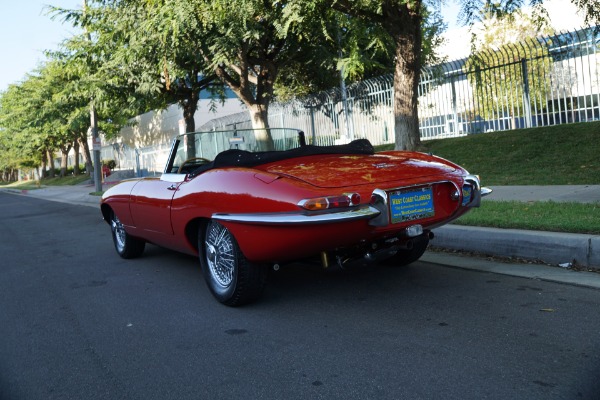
[
  {"xmin": 205, "ymin": 222, "xmax": 236, "ymax": 288},
  {"xmin": 110, "ymin": 211, "xmax": 145, "ymax": 259},
  {"xmin": 200, "ymin": 221, "xmax": 268, "ymax": 306},
  {"xmin": 111, "ymin": 214, "xmax": 127, "ymax": 253}
]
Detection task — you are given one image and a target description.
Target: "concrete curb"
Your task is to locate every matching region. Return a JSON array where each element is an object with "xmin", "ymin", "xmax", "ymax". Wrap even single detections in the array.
[
  {"xmin": 432, "ymin": 225, "xmax": 600, "ymax": 268},
  {"xmin": 421, "ymin": 252, "xmax": 600, "ymax": 290}
]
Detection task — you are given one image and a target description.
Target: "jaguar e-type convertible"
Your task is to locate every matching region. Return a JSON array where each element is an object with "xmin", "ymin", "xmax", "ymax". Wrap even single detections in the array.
[{"xmin": 101, "ymin": 128, "xmax": 491, "ymax": 306}]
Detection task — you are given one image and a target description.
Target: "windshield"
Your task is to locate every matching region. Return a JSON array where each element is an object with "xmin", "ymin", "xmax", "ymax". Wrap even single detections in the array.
[{"xmin": 165, "ymin": 128, "xmax": 305, "ymax": 174}]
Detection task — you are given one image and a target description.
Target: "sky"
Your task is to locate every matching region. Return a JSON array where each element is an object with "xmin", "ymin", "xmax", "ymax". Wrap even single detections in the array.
[
  {"xmin": 0, "ymin": 0, "xmax": 82, "ymax": 92},
  {"xmin": 0, "ymin": 0, "xmax": 586, "ymax": 93}
]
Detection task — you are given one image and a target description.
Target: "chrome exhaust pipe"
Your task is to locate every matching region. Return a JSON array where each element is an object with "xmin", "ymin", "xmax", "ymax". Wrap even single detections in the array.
[{"xmin": 320, "ymin": 251, "xmax": 329, "ymax": 269}]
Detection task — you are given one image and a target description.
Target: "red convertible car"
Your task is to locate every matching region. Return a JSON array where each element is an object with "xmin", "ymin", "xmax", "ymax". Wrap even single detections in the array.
[{"xmin": 101, "ymin": 128, "xmax": 491, "ymax": 306}]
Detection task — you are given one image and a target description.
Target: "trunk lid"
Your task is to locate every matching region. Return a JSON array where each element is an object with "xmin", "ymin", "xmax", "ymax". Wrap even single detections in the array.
[{"xmin": 263, "ymin": 152, "xmax": 457, "ymax": 188}]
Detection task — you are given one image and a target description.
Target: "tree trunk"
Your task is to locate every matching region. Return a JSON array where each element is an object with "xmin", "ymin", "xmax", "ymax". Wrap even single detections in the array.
[
  {"xmin": 213, "ymin": 53, "xmax": 276, "ymax": 151},
  {"xmin": 248, "ymin": 104, "xmax": 274, "ymax": 151},
  {"xmin": 34, "ymin": 167, "xmax": 41, "ymax": 185},
  {"xmin": 386, "ymin": 6, "xmax": 423, "ymax": 151},
  {"xmin": 41, "ymin": 151, "xmax": 48, "ymax": 178},
  {"xmin": 79, "ymin": 136, "xmax": 93, "ymax": 177},
  {"xmin": 47, "ymin": 150, "xmax": 55, "ymax": 178},
  {"xmin": 73, "ymin": 137, "xmax": 81, "ymax": 175},
  {"xmin": 181, "ymin": 93, "xmax": 200, "ymax": 159},
  {"xmin": 59, "ymin": 144, "xmax": 72, "ymax": 177},
  {"xmin": 182, "ymin": 94, "xmax": 199, "ymax": 134}
]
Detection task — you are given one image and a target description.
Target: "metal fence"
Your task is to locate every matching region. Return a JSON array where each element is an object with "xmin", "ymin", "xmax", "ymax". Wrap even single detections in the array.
[
  {"xmin": 97, "ymin": 26, "xmax": 599, "ymax": 176},
  {"xmin": 203, "ymin": 26, "xmax": 600, "ymax": 146}
]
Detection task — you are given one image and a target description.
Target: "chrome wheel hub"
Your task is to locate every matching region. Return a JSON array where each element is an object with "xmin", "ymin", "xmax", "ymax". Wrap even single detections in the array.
[
  {"xmin": 205, "ymin": 223, "xmax": 235, "ymax": 287},
  {"xmin": 111, "ymin": 215, "xmax": 126, "ymax": 252}
]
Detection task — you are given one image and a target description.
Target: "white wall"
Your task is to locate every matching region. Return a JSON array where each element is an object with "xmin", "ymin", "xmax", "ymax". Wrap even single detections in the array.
[{"xmin": 111, "ymin": 97, "xmax": 246, "ymax": 149}]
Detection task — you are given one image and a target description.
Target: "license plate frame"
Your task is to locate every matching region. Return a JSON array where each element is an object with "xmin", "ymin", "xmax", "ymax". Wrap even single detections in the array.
[{"xmin": 389, "ymin": 186, "xmax": 435, "ymax": 224}]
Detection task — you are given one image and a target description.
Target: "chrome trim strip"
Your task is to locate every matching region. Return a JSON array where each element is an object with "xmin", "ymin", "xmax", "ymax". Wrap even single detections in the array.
[
  {"xmin": 160, "ymin": 173, "xmax": 187, "ymax": 183},
  {"xmin": 368, "ymin": 188, "xmax": 389, "ymax": 227},
  {"xmin": 381, "ymin": 180, "xmax": 459, "ymax": 194},
  {"xmin": 212, "ymin": 205, "xmax": 380, "ymax": 225},
  {"xmin": 464, "ymin": 175, "xmax": 482, "ymax": 207},
  {"xmin": 297, "ymin": 198, "xmax": 312, "ymax": 208},
  {"xmin": 464, "ymin": 175, "xmax": 493, "ymax": 207}
]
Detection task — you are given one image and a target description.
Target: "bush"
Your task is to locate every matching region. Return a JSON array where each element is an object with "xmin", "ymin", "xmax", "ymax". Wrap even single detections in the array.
[
  {"xmin": 102, "ymin": 159, "xmax": 116, "ymax": 170},
  {"xmin": 66, "ymin": 165, "xmax": 87, "ymax": 175}
]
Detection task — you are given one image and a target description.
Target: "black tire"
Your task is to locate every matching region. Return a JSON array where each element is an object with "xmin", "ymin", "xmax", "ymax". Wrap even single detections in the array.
[
  {"xmin": 110, "ymin": 212, "xmax": 145, "ymax": 259},
  {"xmin": 200, "ymin": 221, "xmax": 267, "ymax": 306},
  {"xmin": 384, "ymin": 234, "xmax": 429, "ymax": 267}
]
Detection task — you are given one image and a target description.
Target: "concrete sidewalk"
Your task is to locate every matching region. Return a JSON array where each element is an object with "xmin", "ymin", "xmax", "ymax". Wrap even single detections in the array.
[
  {"xmin": 486, "ymin": 185, "xmax": 600, "ymax": 203},
  {"xmin": 2, "ymin": 182, "xmax": 112, "ymax": 208},
  {"xmin": 2, "ymin": 182, "xmax": 600, "ymax": 271}
]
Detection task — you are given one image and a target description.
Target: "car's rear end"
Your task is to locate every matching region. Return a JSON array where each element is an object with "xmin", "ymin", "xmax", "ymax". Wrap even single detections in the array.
[{"xmin": 211, "ymin": 150, "xmax": 490, "ymax": 266}]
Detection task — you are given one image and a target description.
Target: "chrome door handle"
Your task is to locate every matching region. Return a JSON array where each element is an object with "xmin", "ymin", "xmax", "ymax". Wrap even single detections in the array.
[{"xmin": 167, "ymin": 184, "xmax": 178, "ymax": 191}]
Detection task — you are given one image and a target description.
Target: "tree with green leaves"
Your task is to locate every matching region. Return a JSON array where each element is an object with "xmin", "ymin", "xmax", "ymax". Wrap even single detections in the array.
[
  {"xmin": 0, "ymin": 60, "xmax": 94, "ymax": 179},
  {"xmin": 319, "ymin": 0, "xmax": 438, "ymax": 150},
  {"xmin": 193, "ymin": 0, "xmax": 345, "ymax": 150},
  {"xmin": 0, "ymin": 82, "xmax": 42, "ymax": 179},
  {"xmin": 465, "ymin": 10, "xmax": 554, "ymax": 127},
  {"xmin": 289, "ymin": 0, "xmax": 599, "ymax": 151},
  {"xmin": 54, "ymin": 0, "xmax": 219, "ymax": 136},
  {"xmin": 35, "ymin": 0, "xmax": 600, "ymax": 157},
  {"xmin": 52, "ymin": 0, "xmax": 443, "ymax": 152},
  {"xmin": 0, "ymin": 30, "xmax": 151, "ymax": 181},
  {"xmin": 0, "ymin": 70, "xmax": 59, "ymax": 179}
]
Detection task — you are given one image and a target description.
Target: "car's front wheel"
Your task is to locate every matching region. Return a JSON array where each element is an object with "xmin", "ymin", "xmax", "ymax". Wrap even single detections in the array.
[
  {"xmin": 200, "ymin": 221, "xmax": 267, "ymax": 306},
  {"xmin": 110, "ymin": 212, "xmax": 145, "ymax": 258}
]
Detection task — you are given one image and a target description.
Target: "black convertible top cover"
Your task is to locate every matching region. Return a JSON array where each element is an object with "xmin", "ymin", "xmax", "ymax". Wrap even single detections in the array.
[{"xmin": 189, "ymin": 139, "xmax": 374, "ymax": 177}]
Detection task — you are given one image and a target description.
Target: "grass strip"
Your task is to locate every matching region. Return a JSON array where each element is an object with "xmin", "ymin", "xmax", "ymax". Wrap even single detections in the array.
[
  {"xmin": 453, "ymin": 200, "xmax": 600, "ymax": 235},
  {"xmin": 421, "ymin": 122, "xmax": 600, "ymax": 186},
  {"xmin": 376, "ymin": 121, "xmax": 600, "ymax": 185},
  {"xmin": 0, "ymin": 175, "xmax": 90, "ymax": 189}
]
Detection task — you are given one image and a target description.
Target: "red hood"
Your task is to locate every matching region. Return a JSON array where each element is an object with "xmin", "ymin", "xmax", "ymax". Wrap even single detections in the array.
[{"xmin": 262, "ymin": 152, "xmax": 458, "ymax": 188}]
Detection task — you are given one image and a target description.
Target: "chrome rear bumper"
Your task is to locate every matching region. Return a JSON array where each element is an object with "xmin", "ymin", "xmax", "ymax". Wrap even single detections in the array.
[{"xmin": 212, "ymin": 205, "xmax": 380, "ymax": 225}]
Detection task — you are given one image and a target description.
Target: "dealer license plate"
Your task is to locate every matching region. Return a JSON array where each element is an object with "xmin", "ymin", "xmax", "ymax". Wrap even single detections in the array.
[{"xmin": 389, "ymin": 187, "xmax": 435, "ymax": 224}]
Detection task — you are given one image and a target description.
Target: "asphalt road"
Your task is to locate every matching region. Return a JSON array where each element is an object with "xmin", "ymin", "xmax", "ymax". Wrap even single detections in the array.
[{"xmin": 2, "ymin": 192, "xmax": 600, "ymax": 400}]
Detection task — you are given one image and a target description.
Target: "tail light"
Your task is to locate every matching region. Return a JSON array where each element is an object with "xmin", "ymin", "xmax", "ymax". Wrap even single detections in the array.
[{"xmin": 298, "ymin": 193, "xmax": 361, "ymax": 211}]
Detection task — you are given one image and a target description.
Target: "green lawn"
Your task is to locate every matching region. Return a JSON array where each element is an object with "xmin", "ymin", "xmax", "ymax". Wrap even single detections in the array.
[
  {"xmin": 421, "ymin": 121, "xmax": 600, "ymax": 186},
  {"xmin": 377, "ymin": 121, "xmax": 600, "ymax": 234},
  {"xmin": 0, "ymin": 174, "xmax": 90, "ymax": 190},
  {"xmin": 377, "ymin": 121, "xmax": 600, "ymax": 185},
  {"xmin": 458, "ymin": 200, "xmax": 600, "ymax": 234}
]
